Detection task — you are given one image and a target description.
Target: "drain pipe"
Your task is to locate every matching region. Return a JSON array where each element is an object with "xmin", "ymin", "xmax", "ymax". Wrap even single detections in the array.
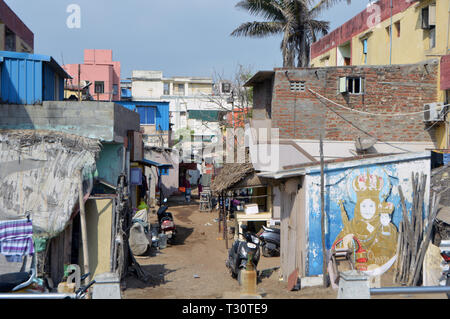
[{"xmin": 389, "ymin": 0, "xmax": 393, "ymax": 65}]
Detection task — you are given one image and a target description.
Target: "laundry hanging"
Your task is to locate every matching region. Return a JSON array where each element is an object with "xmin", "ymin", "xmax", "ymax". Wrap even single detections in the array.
[{"xmin": 0, "ymin": 219, "xmax": 35, "ymax": 257}]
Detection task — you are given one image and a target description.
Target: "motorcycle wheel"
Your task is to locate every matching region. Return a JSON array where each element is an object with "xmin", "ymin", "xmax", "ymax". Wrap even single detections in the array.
[
  {"xmin": 237, "ymin": 269, "xmax": 242, "ymax": 285},
  {"xmin": 262, "ymin": 244, "xmax": 272, "ymax": 257}
]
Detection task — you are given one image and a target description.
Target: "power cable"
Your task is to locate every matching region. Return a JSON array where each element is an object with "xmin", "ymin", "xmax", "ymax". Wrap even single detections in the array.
[{"xmin": 308, "ymin": 88, "xmax": 450, "ymax": 117}]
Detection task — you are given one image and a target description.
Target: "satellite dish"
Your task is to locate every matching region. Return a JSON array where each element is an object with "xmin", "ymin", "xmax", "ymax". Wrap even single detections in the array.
[{"xmin": 355, "ymin": 136, "xmax": 377, "ymax": 153}]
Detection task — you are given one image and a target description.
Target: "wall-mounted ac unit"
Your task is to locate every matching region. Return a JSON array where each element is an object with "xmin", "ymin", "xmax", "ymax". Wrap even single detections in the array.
[{"xmin": 423, "ymin": 102, "xmax": 445, "ymax": 122}]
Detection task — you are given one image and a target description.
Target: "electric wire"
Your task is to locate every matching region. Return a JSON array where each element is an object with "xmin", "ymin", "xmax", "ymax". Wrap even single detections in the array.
[{"xmin": 308, "ymin": 88, "xmax": 450, "ymax": 117}]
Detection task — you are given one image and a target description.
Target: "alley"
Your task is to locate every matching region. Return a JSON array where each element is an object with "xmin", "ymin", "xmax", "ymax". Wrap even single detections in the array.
[{"xmin": 122, "ymin": 200, "xmax": 337, "ymax": 299}]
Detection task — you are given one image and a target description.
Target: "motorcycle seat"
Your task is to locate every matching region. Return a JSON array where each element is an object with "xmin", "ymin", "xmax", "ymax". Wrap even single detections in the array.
[
  {"xmin": 262, "ymin": 226, "xmax": 280, "ymax": 234},
  {"xmin": 0, "ymin": 272, "xmax": 31, "ymax": 293}
]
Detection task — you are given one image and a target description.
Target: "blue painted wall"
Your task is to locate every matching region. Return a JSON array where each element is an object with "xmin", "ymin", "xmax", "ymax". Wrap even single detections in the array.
[
  {"xmin": 116, "ymin": 101, "xmax": 170, "ymax": 131},
  {"xmin": 305, "ymin": 154, "xmax": 431, "ymax": 276}
]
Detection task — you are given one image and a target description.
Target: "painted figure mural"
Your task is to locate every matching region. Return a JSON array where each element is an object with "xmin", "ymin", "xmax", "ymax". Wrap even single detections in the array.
[{"xmin": 333, "ymin": 170, "xmax": 398, "ymax": 276}]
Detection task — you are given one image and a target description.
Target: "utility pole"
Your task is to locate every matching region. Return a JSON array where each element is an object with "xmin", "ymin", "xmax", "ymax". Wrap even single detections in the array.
[
  {"xmin": 78, "ymin": 64, "xmax": 81, "ymax": 101},
  {"xmin": 320, "ymin": 135, "xmax": 328, "ymax": 288}
]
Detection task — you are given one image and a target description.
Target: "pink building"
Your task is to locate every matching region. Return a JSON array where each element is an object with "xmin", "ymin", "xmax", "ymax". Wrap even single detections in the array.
[{"xmin": 63, "ymin": 49, "xmax": 121, "ymax": 101}]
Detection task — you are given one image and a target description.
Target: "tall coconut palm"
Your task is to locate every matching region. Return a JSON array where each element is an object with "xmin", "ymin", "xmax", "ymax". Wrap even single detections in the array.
[{"xmin": 231, "ymin": 0, "xmax": 351, "ymax": 67}]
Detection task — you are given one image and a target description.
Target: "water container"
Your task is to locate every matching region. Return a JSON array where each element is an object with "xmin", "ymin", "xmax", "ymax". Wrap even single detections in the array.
[{"xmin": 159, "ymin": 233, "xmax": 168, "ymax": 249}]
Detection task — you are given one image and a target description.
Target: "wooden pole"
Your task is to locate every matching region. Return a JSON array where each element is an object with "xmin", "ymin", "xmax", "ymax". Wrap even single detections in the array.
[
  {"xmin": 320, "ymin": 135, "xmax": 328, "ymax": 287},
  {"xmin": 224, "ymin": 199, "xmax": 229, "ymax": 249},
  {"xmin": 78, "ymin": 171, "xmax": 90, "ymax": 288}
]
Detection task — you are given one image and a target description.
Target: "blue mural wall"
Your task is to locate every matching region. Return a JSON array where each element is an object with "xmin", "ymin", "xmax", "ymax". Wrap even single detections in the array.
[{"xmin": 305, "ymin": 152, "xmax": 431, "ymax": 276}]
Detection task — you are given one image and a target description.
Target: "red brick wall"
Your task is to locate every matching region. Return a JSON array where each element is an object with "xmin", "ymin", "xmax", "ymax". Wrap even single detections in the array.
[
  {"xmin": 270, "ymin": 59, "xmax": 439, "ymax": 143},
  {"xmin": 441, "ymin": 55, "xmax": 450, "ymax": 91}
]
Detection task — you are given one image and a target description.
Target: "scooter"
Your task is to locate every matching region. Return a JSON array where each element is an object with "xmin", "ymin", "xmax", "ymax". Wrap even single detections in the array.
[
  {"xmin": 157, "ymin": 198, "xmax": 176, "ymax": 243},
  {"xmin": 258, "ymin": 225, "xmax": 281, "ymax": 257},
  {"xmin": 225, "ymin": 225, "xmax": 260, "ymax": 285}
]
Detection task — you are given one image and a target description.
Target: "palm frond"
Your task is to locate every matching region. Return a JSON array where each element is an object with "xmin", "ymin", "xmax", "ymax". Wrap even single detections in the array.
[
  {"xmin": 235, "ymin": 0, "xmax": 286, "ymax": 22},
  {"xmin": 309, "ymin": 0, "xmax": 351, "ymax": 18},
  {"xmin": 231, "ymin": 21, "xmax": 285, "ymax": 37}
]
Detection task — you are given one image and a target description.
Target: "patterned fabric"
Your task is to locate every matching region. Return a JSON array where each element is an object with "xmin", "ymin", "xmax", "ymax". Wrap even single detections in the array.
[{"xmin": 0, "ymin": 219, "xmax": 34, "ymax": 256}]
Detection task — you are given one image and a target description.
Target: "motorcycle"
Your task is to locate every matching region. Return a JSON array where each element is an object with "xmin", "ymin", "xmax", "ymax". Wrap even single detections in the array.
[
  {"xmin": 157, "ymin": 198, "xmax": 176, "ymax": 244},
  {"xmin": 0, "ymin": 268, "xmax": 95, "ymax": 299},
  {"xmin": 257, "ymin": 225, "xmax": 280, "ymax": 257},
  {"xmin": 225, "ymin": 224, "xmax": 261, "ymax": 285}
]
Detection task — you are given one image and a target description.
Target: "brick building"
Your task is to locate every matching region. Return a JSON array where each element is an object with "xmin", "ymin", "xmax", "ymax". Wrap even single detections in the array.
[{"xmin": 245, "ymin": 59, "xmax": 440, "ymax": 166}]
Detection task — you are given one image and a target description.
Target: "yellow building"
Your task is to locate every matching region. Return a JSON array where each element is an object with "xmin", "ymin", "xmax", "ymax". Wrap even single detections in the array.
[{"xmin": 310, "ymin": 0, "xmax": 450, "ymax": 148}]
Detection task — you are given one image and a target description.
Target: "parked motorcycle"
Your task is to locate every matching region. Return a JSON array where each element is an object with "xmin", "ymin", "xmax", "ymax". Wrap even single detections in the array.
[
  {"xmin": 157, "ymin": 198, "xmax": 176, "ymax": 244},
  {"xmin": 258, "ymin": 225, "xmax": 280, "ymax": 257},
  {"xmin": 225, "ymin": 224, "xmax": 260, "ymax": 285},
  {"xmin": 0, "ymin": 269, "xmax": 95, "ymax": 299}
]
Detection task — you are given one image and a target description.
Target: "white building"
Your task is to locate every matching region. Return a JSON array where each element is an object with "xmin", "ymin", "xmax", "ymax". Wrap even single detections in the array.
[{"xmin": 131, "ymin": 70, "xmax": 233, "ymax": 162}]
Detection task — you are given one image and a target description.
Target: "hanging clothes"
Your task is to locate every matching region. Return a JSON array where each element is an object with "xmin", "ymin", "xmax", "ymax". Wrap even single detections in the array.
[{"xmin": 0, "ymin": 219, "xmax": 35, "ymax": 258}]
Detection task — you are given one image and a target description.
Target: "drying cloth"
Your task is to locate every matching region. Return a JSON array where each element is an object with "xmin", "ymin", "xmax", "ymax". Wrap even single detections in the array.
[{"xmin": 0, "ymin": 219, "xmax": 34, "ymax": 256}]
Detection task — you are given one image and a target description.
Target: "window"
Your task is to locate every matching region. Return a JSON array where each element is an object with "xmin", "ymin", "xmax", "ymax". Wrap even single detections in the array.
[
  {"xmin": 429, "ymin": 26, "xmax": 436, "ymax": 48},
  {"xmin": 339, "ymin": 77, "xmax": 364, "ymax": 94},
  {"xmin": 394, "ymin": 21, "xmax": 400, "ymax": 37},
  {"xmin": 159, "ymin": 167, "xmax": 169, "ymax": 176},
  {"xmin": 164, "ymin": 82, "xmax": 170, "ymax": 95},
  {"xmin": 136, "ymin": 106, "xmax": 156, "ymax": 125},
  {"xmin": 113, "ymin": 84, "xmax": 118, "ymax": 95},
  {"xmin": 222, "ymin": 82, "xmax": 231, "ymax": 93},
  {"xmin": 5, "ymin": 27, "xmax": 16, "ymax": 51},
  {"xmin": 94, "ymin": 81, "xmax": 104, "ymax": 94},
  {"xmin": 422, "ymin": 4, "xmax": 436, "ymax": 29},
  {"xmin": 290, "ymin": 81, "xmax": 305, "ymax": 92},
  {"xmin": 177, "ymin": 83, "xmax": 185, "ymax": 95},
  {"xmin": 362, "ymin": 38, "xmax": 368, "ymax": 64}
]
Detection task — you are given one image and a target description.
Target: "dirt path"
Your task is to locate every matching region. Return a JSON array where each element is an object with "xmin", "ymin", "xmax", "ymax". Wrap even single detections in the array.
[
  {"xmin": 122, "ymin": 202, "xmax": 336, "ymax": 299},
  {"xmin": 122, "ymin": 201, "xmax": 447, "ymax": 299}
]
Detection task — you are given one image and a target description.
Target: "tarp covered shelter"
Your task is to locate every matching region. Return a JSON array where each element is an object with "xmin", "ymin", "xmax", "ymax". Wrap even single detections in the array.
[{"xmin": 0, "ymin": 129, "xmax": 101, "ymax": 238}]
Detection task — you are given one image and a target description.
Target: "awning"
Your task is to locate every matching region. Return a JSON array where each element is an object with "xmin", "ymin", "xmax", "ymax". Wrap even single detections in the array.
[
  {"xmin": 136, "ymin": 159, "xmax": 173, "ymax": 169},
  {"xmin": 188, "ymin": 110, "xmax": 220, "ymax": 122}
]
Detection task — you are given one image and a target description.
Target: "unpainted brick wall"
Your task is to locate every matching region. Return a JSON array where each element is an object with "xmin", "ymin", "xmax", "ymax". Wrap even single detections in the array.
[{"xmin": 268, "ymin": 60, "xmax": 439, "ymax": 143}]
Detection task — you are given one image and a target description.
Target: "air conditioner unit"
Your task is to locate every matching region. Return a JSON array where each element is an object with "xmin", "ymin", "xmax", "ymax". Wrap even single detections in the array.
[{"xmin": 423, "ymin": 102, "xmax": 445, "ymax": 122}]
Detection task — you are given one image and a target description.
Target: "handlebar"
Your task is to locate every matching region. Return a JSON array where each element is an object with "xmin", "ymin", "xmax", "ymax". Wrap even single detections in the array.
[{"xmin": 75, "ymin": 280, "xmax": 96, "ymax": 298}]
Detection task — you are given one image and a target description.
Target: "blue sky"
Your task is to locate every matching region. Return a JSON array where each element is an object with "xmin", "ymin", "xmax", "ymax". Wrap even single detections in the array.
[{"xmin": 5, "ymin": 0, "xmax": 370, "ymax": 79}]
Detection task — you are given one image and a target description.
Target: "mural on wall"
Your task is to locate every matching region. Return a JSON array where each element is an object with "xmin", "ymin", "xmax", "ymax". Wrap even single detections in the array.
[
  {"xmin": 333, "ymin": 170, "xmax": 398, "ymax": 276},
  {"xmin": 306, "ymin": 156, "xmax": 430, "ymax": 277}
]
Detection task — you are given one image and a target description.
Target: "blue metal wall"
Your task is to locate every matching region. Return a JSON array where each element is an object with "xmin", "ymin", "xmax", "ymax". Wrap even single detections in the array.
[
  {"xmin": 0, "ymin": 51, "xmax": 68, "ymax": 104},
  {"xmin": 1, "ymin": 58, "xmax": 43, "ymax": 104},
  {"xmin": 116, "ymin": 101, "xmax": 170, "ymax": 131}
]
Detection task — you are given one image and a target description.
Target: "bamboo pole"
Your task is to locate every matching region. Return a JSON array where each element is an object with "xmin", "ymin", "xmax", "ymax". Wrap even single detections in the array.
[{"xmin": 78, "ymin": 171, "xmax": 90, "ymax": 288}]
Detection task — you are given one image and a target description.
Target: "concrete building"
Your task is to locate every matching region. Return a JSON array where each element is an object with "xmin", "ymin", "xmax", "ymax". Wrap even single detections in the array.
[
  {"xmin": 309, "ymin": 0, "xmax": 450, "ymax": 148},
  {"xmin": 131, "ymin": 70, "xmax": 233, "ymax": 160},
  {"xmin": 0, "ymin": 0, "xmax": 33, "ymax": 53},
  {"xmin": 63, "ymin": 49, "xmax": 121, "ymax": 101},
  {"xmin": 244, "ymin": 59, "xmax": 440, "ymax": 175}
]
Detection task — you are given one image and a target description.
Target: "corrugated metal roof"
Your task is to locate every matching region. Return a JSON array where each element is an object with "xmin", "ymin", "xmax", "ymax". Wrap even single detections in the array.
[{"xmin": 0, "ymin": 51, "xmax": 71, "ymax": 79}]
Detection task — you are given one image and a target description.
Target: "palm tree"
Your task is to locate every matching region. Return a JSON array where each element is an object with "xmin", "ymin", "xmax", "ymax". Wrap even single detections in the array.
[{"xmin": 231, "ymin": 0, "xmax": 351, "ymax": 67}]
